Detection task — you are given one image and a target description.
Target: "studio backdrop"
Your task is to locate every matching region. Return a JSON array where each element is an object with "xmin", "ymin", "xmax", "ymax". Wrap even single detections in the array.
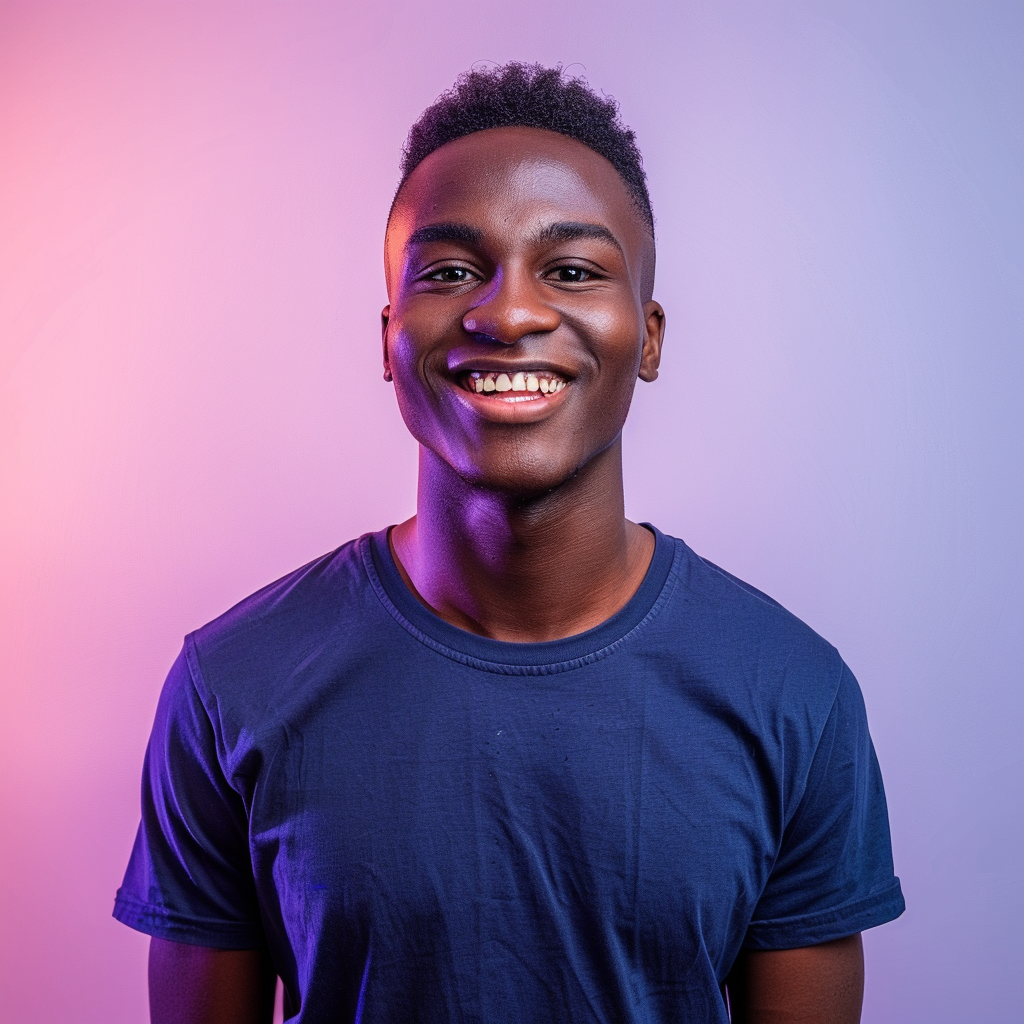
[{"xmin": 1, "ymin": 1, "xmax": 1020, "ymax": 1021}]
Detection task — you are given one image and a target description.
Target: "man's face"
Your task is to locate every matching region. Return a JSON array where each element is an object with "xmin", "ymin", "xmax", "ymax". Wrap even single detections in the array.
[{"xmin": 383, "ymin": 126, "xmax": 664, "ymax": 496}]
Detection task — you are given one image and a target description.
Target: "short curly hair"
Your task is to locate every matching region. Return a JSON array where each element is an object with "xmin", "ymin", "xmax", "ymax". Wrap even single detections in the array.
[{"xmin": 398, "ymin": 63, "xmax": 654, "ymax": 232}]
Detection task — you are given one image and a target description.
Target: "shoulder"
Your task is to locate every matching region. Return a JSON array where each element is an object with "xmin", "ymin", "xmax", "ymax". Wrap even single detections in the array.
[
  {"xmin": 183, "ymin": 533, "xmax": 382, "ymax": 716},
  {"xmin": 657, "ymin": 533, "xmax": 847, "ymax": 721}
]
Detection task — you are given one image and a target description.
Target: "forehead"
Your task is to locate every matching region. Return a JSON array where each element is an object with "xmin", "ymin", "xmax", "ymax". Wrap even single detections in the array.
[{"xmin": 389, "ymin": 127, "xmax": 644, "ymax": 244}]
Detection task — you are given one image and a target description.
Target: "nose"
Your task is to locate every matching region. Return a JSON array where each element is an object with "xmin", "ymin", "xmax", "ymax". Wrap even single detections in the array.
[{"xmin": 462, "ymin": 267, "xmax": 561, "ymax": 344}]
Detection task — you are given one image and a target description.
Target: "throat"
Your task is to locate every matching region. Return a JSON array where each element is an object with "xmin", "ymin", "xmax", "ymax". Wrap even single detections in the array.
[
  {"xmin": 398, "ymin": 438, "xmax": 648, "ymax": 642},
  {"xmin": 389, "ymin": 508, "xmax": 654, "ymax": 644}
]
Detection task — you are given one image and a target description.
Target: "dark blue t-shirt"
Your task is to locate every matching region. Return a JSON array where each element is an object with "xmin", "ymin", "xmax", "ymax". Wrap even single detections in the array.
[{"xmin": 115, "ymin": 527, "xmax": 903, "ymax": 1023}]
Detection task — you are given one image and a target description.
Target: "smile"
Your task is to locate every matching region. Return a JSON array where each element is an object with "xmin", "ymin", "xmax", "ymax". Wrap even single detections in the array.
[{"xmin": 462, "ymin": 370, "xmax": 569, "ymax": 401}]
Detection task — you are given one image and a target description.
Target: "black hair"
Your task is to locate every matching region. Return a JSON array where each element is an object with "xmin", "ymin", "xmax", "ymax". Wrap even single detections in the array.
[{"xmin": 398, "ymin": 62, "xmax": 654, "ymax": 232}]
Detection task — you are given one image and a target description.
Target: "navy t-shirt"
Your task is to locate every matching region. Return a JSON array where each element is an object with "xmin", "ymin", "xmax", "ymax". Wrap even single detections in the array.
[{"xmin": 115, "ymin": 526, "xmax": 903, "ymax": 1023}]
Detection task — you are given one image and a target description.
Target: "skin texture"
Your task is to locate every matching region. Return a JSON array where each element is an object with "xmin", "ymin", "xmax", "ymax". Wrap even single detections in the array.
[
  {"xmin": 148, "ymin": 126, "xmax": 866, "ymax": 1022},
  {"xmin": 727, "ymin": 935, "xmax": 865, "ymax": 1023},
  {"xmin": 148, "ymin": 940, "xmax": 275, "ymax": 1024}
]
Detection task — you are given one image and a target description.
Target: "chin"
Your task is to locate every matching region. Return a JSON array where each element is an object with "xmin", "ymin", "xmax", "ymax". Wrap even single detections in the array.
[{"xmin": 446, "ymin": 450, "xmax": 590, "ymax": 500}]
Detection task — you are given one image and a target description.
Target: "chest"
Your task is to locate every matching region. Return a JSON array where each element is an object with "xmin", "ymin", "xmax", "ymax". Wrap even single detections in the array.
[{"xmin": 247, "ymin": 660, "xmax": 783, "ymax": 972}]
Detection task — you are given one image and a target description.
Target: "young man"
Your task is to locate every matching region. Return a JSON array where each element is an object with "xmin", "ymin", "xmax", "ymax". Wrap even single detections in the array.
[{"xmin": 115, "ymin": 64, "xmax": 903, "ymax": 1023}]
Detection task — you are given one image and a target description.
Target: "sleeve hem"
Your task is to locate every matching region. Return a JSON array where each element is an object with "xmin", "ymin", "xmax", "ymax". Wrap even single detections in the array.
[
  {"xmin": 112, "ymin": 894, "xmax": 265, "ymax": 950},
  {"xmin": 743, "ymin": 878, "xmax": 905, "ymax": 950}
]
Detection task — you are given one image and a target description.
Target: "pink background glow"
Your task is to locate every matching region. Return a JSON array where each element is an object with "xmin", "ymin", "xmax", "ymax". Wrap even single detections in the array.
[{"xmin": 1, "ymin": 2, "xmax": 1020, "ymax": 1021}]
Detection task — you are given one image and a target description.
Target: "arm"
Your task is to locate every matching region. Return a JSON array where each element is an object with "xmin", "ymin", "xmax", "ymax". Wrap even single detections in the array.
[
  {"xmin": 725, "ymin": 933, "xmax": 864, "ymax": 1024},
  {"xmin": 149, "ymin": 938, "xmax": 277, "ymax": 1024}
]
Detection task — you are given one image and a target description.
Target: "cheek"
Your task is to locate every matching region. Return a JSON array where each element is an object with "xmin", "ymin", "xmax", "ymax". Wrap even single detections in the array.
[
  {"xmin": 387, "ymin": 322, "xmax": 444, "ymax": 401},
  {"xmin": 385, "ymin": 327, "xmax": 433, "ymax": 428},
  {"xmin": 387, "ymin": 323, "xmax": 421, "ymax": 372},
  {"xmin": 586, "ymin": 309, "xmax": 647, "ymax": 430},
  {"xmin": 577, "ymin": 305, "xmax": 645, "ymax": 383},
  {"xmin": 579, "ymin": 307, "xmax": 618, "ymax": 335},
  {"xmin": 566, "ymin": 293, "xmax": 642, "ymax": 346},
  {"xmin": 388, "ymin": 297, "xmax": 462, "ymax": 372}
]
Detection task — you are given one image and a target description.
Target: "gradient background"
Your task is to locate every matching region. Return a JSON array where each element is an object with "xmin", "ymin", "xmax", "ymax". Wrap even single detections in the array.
[{"xmin": 1, "ymin": 2, "xmax": 1021, "ymax": 1021}]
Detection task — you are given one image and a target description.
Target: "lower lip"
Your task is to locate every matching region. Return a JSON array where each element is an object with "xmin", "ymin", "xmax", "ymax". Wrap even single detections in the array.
[{"xmin": 451, "ymin": 383, "xmax": 571, "ymax": 423}]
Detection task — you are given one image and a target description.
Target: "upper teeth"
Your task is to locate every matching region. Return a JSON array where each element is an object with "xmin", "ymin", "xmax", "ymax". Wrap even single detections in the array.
[{"xmin": 467, "ymin": 371, "xmax": 567, "ymax": 394}]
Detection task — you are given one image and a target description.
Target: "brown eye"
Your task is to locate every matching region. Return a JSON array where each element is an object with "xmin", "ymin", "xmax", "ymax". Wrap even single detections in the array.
[
  {"xmin": 429, "ymin": 267, "xmax": 473, "ymax": 283},
  {"xmin": 553, "ymin": 266, "xmax": 591, "ymax": 283}
]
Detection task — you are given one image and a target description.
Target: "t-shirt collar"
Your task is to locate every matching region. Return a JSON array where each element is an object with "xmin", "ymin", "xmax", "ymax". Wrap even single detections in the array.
[{"xmin": 363, "ymin": 524, "xmax": 679, "ymax": 673}]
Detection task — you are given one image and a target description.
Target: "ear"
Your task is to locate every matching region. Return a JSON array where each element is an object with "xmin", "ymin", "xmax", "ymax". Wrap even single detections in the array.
[
  {"xmin": 638, "ymin": 301, "xmax": 665, "ymax": 383},
  {"xmin": 381, "ymin": 304, "xmax": 393, "ymax": 382}
]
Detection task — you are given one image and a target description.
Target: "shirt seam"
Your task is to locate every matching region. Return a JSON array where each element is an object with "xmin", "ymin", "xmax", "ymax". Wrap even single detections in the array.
[
  {"xmin": 184, "ymin": 631, "xmax": 291, "ymax": 795},
  {"xmin": 113, "ymin": 892, "xmax": 263, "ymax": 937},
  {"xmin": 747, "ymin": 878, "xmax": 903, "ymax": 930},
  {"xmin": 744, "ymin": 879, "xmax": 905, "ymax": 948},
  {"xmin": 780, "ymin": 650, "xmax": 846, "ymax": 835}
]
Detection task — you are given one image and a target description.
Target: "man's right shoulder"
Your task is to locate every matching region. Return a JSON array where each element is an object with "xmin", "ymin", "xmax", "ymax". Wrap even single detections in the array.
[{"xmin": 184, "ymin": 532, "xmax": 383, "ymax": 701}]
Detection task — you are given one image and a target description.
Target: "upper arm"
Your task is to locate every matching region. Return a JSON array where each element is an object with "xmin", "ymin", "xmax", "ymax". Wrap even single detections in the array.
[
  {"xmin": 745, "ymin": 663, "xmax": 903, "ymax": 952},
  {"xmin": 725, "ymin": 933, "xmax": 864, "ymax": 1024},
  {"xmin": 118, "ymin": 651, "xmax": 274, "ymax": 1018},
  {"xmin": 149, "ymin": 938, "xmax": 276, "ymax": 1024},
  {"xmin": 114, "ymin": 647, "xmax": 265, "ymax": 949}
]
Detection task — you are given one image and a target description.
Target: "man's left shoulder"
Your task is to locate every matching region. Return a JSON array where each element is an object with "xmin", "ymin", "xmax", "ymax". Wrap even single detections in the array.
[{"xmin": 660, "ymin": 535, "xmax": 847, "ymax": 711}]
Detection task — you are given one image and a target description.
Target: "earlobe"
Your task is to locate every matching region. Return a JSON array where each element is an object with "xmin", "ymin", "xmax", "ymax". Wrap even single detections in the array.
[{"xmin": 381, "ymin": 305, "xmax": 393, "ymax": 383}]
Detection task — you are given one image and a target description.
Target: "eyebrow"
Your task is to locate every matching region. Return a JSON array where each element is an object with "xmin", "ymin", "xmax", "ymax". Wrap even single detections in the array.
[
  {"xmin": 405, "ymin": 220, "xmax": 625, "ymax": 256},
  {"xmin": 533, "ymin": 221, "xmax": 624, "ymax": 255},
  {"xmin": 406, "ymin": 223, "xmax": 484, "ymax": 247}
]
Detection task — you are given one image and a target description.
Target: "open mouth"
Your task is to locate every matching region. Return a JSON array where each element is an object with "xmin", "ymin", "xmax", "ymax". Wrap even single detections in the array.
[{"xmin": 461, "ymin": 370, "xmax": 568, "ymax": 401}]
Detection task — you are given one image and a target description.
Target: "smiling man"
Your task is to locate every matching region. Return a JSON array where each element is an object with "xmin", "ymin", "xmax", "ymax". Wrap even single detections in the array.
[{"xmin": 115, "ymin": 64, "xmax": 903, "ymax": 1024}]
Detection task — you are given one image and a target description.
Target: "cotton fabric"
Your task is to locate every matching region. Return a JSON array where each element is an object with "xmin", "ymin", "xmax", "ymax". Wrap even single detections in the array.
[{"xmin": 115, "ymin": 526, "xmax": 903, "ymax": 1022}]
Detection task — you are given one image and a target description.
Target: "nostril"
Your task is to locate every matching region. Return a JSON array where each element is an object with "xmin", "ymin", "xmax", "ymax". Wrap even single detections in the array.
[{"xmin": 463, "ymin": 321, "xmax": 503, "ymax": 345}]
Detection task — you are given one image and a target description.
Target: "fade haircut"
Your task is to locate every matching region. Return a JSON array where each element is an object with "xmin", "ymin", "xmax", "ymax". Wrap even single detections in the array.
[{"xmin": 398, "ymin": 63, "xmax": 654, "ymax": 233}]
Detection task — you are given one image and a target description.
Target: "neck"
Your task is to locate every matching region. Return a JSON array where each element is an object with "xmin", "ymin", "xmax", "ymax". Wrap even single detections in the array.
[{"xmin": 389, "ymin": 439, "xmax": 654, "ymax": 642}]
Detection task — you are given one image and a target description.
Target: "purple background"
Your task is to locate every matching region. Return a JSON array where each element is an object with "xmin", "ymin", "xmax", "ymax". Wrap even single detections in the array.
[{"xmin": 1, "ymin": 2, "xmax": 1020, "ymax": 1021}]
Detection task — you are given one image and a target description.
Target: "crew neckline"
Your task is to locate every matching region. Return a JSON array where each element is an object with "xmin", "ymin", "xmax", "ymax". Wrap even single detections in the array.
[{"xmin": 360, "ymin": 524, "xmax": 680, "ymax": 675}]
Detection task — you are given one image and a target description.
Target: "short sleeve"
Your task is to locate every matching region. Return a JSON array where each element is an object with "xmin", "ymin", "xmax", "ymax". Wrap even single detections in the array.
[
  {"xmin": 744, "ymin": 663, "xmax": 904, "ymax": 949},
  {"xmin": 113, "ymin": 645, "xmax": 265, "ymax": 949}
]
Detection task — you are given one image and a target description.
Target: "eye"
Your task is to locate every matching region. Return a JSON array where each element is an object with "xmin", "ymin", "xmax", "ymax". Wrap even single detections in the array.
[
  {"xmin": 550, "ymin": 266, "xmax": 593, "ymax": 284},
  {"xmin": 427, "ymin": 266, "xmax": 474, "ymax": 283}
]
